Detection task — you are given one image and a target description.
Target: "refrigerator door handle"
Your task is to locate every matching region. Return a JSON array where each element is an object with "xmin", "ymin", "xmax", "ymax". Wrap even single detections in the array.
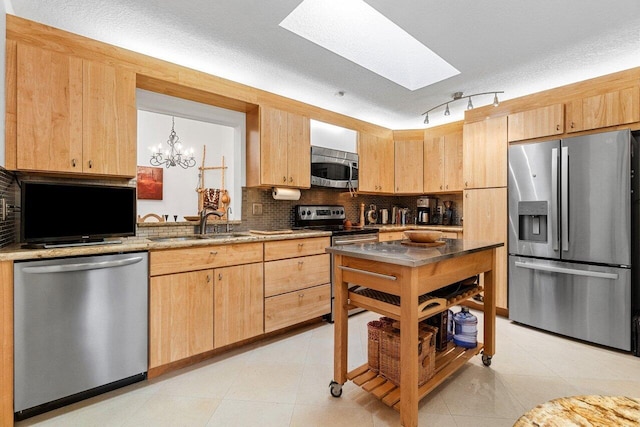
[
  {"xmin": 561, "ymin": 146, "xmax": 569, "ymax": 251},
  {"xmin": 514, "ymin": 261, "xmax": 619, "ymax": 280},
  {"xmin": 551, "ymin": 148, "xmax": 559, "ymax": 251}
]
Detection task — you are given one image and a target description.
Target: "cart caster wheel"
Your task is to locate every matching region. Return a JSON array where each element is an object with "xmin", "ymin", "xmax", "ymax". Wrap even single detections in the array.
[
  {"xmin": 481, "ymin": 353, "xmax": 492, "ymax": 366},
  {"xmin": 329, "ymin": 380, "xmax": 343, "ymax": 397}
]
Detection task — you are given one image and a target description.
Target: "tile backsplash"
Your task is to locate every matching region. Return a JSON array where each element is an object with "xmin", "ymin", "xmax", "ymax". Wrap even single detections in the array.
[
  {"xmin": 0, "ymin": 168, "xmax": 463, "ymax": 249},
  {"xmin": 237, "ymin": 187, "xmax": 463, "ymax": 231},
  {"xmin": 0, "ymin": 167, "xmax": 18, "ymax": 248}
]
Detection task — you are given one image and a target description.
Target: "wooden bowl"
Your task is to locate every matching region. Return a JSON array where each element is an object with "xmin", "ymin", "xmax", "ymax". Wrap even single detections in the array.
[{"xmin": 404, "ymin": 230, "xmax": 443, "ymax": 243}]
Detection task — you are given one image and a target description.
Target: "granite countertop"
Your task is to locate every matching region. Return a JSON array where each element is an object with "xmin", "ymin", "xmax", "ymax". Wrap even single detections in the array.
[
  {"xmin": 326, "ymin": 238, "xmax": 502, "ymax": 268},
  {"xmin": 368, "ymin": 224, "xmax": 464, "ymax": 233},
  {"xmin": 514, "ymin": 395, "xmax": 640, "ymax": 426},
  {"xmin": 0, "ymin": 230, "xmax": 331, "ymax": 262}
]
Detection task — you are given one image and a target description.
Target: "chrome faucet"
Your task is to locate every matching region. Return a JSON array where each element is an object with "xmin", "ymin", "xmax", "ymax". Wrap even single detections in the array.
[{"xmin": 199, "ymin": 208, "xmax": 224, "ymax": 235}]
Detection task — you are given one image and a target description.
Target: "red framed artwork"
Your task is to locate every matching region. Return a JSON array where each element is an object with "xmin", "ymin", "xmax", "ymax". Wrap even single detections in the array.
[{"xmin": 137, "ymin": 166, "xmax": 163, "ymax": 200}]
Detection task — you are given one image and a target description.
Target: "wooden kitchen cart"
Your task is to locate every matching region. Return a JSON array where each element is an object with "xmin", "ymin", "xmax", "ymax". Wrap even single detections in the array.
[{"xmin": 326, "ymin": 239, "xmax": 503, "ymax": 427}]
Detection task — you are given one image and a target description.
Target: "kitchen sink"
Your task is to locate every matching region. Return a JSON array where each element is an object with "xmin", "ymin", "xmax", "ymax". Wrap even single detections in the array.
[
  {"xmin": 148, "ymin": 235, "xmax": 210, "ymax": 242},
  {"xmin": 202, "ymin": 232, "xmax": 250, "ymax": 239},
  {"xmin": 149, "ymin": 233, "xmax": 249, "ymax": 242}
]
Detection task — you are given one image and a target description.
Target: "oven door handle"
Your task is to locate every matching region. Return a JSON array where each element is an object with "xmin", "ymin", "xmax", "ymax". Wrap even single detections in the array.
[{"xmin": 333, "ymin": 236, "xmax": 378, "ymax": 245}]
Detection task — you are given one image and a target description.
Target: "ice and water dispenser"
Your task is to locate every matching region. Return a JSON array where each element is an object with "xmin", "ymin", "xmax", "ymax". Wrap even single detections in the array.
[{"xmin": 517, "ymin": 201, "xmax": 548, "ymax": 242}]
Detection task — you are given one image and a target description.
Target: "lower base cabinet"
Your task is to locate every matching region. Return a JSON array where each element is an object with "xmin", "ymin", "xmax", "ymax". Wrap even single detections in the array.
[
  {"xmin": 265, "ymin": 283, "xmax": 331, "ymax": 333},
  {"xmin": 214, "ymin": 263, "xmax": 263, "ymax": 348},
  {"xmin": 149, "ymin": 270, "xmax": 214, "ymax": 369},
  {"xmin": 149, "ymin": 237, "xmax": 330, "ymax": 373}
]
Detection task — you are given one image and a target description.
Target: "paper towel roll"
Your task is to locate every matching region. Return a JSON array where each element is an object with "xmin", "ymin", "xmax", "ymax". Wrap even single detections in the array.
[{"xmin": 272, "ymin": 187, "xmax": 301, "ymax": 200}]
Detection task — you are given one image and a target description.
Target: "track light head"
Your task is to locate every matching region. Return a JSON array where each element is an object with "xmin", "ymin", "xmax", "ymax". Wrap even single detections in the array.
[
  {"xmin": 444, "ymin": 104, "xmax": 450, "ymax": 116},
  {"xmin": 467, "ymin": 97, "xmax": 473, "ymax": 110},
  {"xmin": 423, "ymin": 113, "xmax": 429, "ymax": 124},
  {"xmin": 493, "ymin": 93, "xmax": 499, "ymax": 107}
]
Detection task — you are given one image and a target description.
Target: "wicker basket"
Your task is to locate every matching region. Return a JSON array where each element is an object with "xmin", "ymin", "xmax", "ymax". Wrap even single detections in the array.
[
  {"xmin": 379, "ymin": 323, "xmax": 437, "ymax": 386},
  {"xmin": 367, "ymin": 320, "xmax": 385, "ymax": 372}
]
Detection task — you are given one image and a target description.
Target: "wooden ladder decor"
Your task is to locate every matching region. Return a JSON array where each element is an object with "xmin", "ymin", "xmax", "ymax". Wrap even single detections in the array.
[{"xmin": 196, "ymin": 145, "xmax": 230, "ymax": 219}]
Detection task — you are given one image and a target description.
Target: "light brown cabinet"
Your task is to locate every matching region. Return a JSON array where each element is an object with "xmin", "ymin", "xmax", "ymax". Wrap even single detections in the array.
[
  {"xmin": 14, "ymin": 43, "xmax": 136, "ymax": 177},
  {"xmin": 214, "ymin": 263, "xmax": 264, "ymax": 348},
  {"xmin": 378, "ymin": 231, "xmax": 406, "ymax": 242},
  {"xmin": 394, "ymin": 139, "xmax": 423, "ymax": 194},
  {"xmin": 463, "ymin": 188, "xmax": 508, "ymax": 310},
  {"xmin": 423, "ymin": 124, "xmax": 463, "ymax": 193},
  {"xmin": 358, "ymin": 132, "xmax": 394, "ymax": 193},
  {"xmin": 149, "ymin": 242, "xmax": 264, "ymax": 369},
  {"xmin": 149, "ymin": 270, "xmax": 214, "ymax": 368},
  {"xmin": 566, "ymin": 87, "xmax": 640, "ymax": 133},
  {"xmin": 463, "ymin": 116, "xmax": 508, "ymax": 189},
  {"xmin": 507, "ymin": 104, "xmax": 564, "ymax": 142},
  {"xmin": 246, "ymin": 106, "xmax": 310, "ymax": 188},
  {"xmin": 264, "ymin": 237, "xmax": 331, "ymax": 332}
]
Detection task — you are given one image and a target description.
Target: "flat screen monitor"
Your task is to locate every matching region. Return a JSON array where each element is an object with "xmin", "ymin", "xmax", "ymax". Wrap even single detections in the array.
[{"xmin": 21, "ymin": 181, "xmax": 136, "ymax": 245}]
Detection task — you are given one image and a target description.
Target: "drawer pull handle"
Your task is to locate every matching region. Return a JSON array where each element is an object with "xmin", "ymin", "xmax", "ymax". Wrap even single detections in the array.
[
  {"xmin": 298, "ymin": 292, "xmax": 304, "ymax": 298},
  {"xmin": 298, "ymin": 243, "xmax": 304, "ymax": 248},
  {"xmin": 338, "ymin": 266, "xmax": 397, "ymax": 281},
  {"xmin": 210, "ymin": 251, "xmax": 218, "ymax": 255},
  {"xmin": 218, "ymin": 273, "xmax": 222, "ymax": 280},
  {"xmin": 71, "ymin": 158, "xmax": 77, "ymax": 167},
  {"xmin": 207, "ymin": 275, "xmax": 211, "ymax": 283},
  {"xmin": 88, "ymin": 160, "xmax": 93, "ymax": 169},
  {"xmin": 298, "ymin": 261, "xmax": 304, "ymax": 268}
]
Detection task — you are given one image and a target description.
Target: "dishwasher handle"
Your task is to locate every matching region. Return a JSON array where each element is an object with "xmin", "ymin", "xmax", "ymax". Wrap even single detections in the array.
[{"xmin": 22, "ymin": 256, "xmax": 145, "ymax": 274}]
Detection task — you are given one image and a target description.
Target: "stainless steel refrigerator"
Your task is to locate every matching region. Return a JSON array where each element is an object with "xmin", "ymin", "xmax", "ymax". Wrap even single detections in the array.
[{"xmin": 508, "ymin": 129, "xmax": 638, "ymax": 351}]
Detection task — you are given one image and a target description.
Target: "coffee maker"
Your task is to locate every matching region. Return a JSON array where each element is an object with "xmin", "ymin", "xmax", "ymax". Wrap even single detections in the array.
[{"xmin": 416, "ymin": 197, "xmax": 437, "ymax": 225}]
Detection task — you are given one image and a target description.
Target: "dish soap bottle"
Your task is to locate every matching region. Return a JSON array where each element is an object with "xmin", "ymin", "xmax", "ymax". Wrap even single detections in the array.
[
  {"xmin": 359, "ymin": 203, "xmax": 365, "ymax": 227},
  {"xmin": 453, "ymin": 307, "xmax": 477, "ymax": 348}
]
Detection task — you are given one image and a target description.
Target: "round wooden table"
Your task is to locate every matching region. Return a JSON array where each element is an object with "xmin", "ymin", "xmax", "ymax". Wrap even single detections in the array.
[{"xmin": 514, "ymin": 395, "xmax": 640, "ymax": 426}]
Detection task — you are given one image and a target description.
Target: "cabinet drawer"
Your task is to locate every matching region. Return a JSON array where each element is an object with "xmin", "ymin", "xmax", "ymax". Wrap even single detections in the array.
[
  {"xmin": 264, "ymin": 237, "xmax": 330, "ymax": 261},
  {"xmin": 150, "ymin": 242, "xmax": 263, "ymax": 276},
  {"xmin": 264, "ymin": 283, "xmax": 331, "ymax": 333},
  {"xmin": 442, "ymin": 231, "xmax": 459, "ymax": 239},
  {"xmin": 378, "ymin": 231, "xmax": 406, "ymax": 242},
  {"xmin": 264, "ymin": 253, "xmax": 330, "ymax": 297}
]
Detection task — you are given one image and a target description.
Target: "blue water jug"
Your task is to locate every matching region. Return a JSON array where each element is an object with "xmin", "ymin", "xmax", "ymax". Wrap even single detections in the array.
[{"xmin": 453, "ymin": 307, "xmax": 477, "ymax": 348}]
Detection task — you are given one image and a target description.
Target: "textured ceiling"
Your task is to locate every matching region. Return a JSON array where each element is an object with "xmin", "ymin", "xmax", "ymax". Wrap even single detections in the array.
[{"xmin": 8, "ymin": 0, "xmax": 640, "ymax": 129}]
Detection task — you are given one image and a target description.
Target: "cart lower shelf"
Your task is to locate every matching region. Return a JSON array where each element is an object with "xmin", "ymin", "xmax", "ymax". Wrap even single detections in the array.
[{"xmin": 346, "ymin": 342, "xmax": 484, "ymax": 411}]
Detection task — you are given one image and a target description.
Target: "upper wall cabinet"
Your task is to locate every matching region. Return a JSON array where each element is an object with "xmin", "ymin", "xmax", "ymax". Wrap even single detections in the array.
[
  {"xmin": 394, "ymin": 139, "xmax": 423, "ymax": 194},
  {"xmin": 358, "ymin": 132, "xmax": 394, "ymax": 194},
  {"xmin": 507, "ymin": 104, "xmax": 564, "ymax": 142},
  {"xmin": 566, "ymin": 87, "xmax": 640, "ymax": 133},
  {"xmin": 246, "ymin": 106, "xmax": 310, "ymax": 188},
  {"xmin": 13, "ymin": 44, "xmax": 137, "ymax": 177},
  {"xmin": 423, "ymin": 123, "xmax": 463, "ymax": 193},
  {"xmin": 463, "ymin": 116, "xmax": 508, "ymax": 189}
]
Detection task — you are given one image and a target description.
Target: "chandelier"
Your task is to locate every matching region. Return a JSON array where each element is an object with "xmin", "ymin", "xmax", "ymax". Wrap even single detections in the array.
[
  {"xmin": 422, "ymin": 91, "xmax": 504, "ymax": 124},
  {"xmin": 150, "ymin": 117, "xmax": 196, "ymax": 169}
]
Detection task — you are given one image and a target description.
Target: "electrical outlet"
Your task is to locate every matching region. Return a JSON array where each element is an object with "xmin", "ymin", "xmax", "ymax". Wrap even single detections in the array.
[{"xmin": 252, "ymin": 203, "xmax": 263, "ymax": 215}]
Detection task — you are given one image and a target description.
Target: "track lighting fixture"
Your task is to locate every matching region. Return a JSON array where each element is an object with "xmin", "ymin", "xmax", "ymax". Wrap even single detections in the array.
[{"xmin": 421, "ymin": 91, "xmax": 504, "ymax": 124}]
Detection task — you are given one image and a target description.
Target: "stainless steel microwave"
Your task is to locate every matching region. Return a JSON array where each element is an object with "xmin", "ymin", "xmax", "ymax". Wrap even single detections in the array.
[{"xmin": 310, "ymin": 146, "xmax": 358, "ymax": 189}]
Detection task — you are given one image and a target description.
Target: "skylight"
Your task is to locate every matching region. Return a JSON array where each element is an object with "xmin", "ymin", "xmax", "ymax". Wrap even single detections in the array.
[{"xmin": 279, "ymin": 0, "xmax": 460, "ymax": 91}]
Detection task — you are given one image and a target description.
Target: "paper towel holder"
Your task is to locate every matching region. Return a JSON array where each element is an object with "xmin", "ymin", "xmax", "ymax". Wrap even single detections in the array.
[{"xmin": 272, "ymin": 187, "xmax": 301, "ymax": 201}]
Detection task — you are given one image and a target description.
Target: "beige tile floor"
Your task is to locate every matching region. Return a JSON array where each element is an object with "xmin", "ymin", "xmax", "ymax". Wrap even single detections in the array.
[{"xmin": 16, "ymin": 309, "xmax": 640, "ymax": 427}]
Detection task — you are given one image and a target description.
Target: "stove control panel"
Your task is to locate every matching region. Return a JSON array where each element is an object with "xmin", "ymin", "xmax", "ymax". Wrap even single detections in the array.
[{"xmin": 295, "ymin": 205, "xmax": 345, "ymax": 222}]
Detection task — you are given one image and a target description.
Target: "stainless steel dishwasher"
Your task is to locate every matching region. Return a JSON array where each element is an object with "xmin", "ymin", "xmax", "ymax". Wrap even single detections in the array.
[{"xmin": 13, "ymin": 252, "xmax": 148, "ymax": 419}]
